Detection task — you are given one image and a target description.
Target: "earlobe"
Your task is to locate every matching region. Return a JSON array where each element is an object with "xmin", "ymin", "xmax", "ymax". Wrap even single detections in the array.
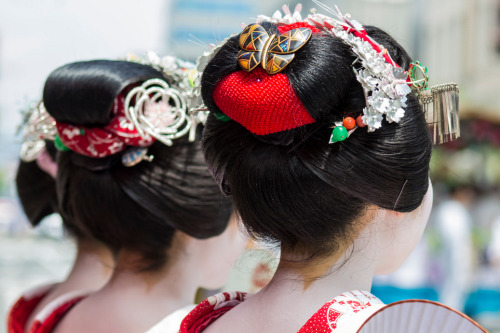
[
  {"xmin": 392, "ymin": 211, "xmax": 406, "ymax": 218},
  {"xmin": 381, "ymin": 210, "xmax": 408, "ymax": 228}
]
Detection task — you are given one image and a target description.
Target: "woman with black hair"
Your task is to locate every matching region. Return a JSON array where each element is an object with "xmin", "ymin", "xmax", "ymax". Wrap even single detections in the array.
[
  {"xmin": 178, "ymin": 5, "xmax": 467, "ymax": 333},
  {"xmin": 8, "ymin": 142, "xmax": 113, "ymax": 333},
  {"xmin": 13, "ymin": 58, "xmax": 246, "ymax": 333}
]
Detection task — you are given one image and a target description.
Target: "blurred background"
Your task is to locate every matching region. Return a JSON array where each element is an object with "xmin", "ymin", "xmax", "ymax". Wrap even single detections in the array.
[{"xmin": 0, "ymin": 0, "xmax": 499, "ymax": 331}]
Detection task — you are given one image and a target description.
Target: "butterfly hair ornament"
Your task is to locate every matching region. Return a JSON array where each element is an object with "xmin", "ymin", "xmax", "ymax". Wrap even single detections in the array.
[
  {"xmin": 20, "ymin": 55, "xmax": 207, "ymax": 167},
  {"xmin": 237, "ymin": 23, "xmax": 312, "ymax": 74},
  {"xmin": 195, "ymin": 2, "xmax": 459, "ymax": 145}
]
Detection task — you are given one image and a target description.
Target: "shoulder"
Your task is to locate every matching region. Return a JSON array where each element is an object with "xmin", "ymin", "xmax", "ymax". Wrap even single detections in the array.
[
  {"xmin": 179, "ymin": 291, "xmax": 248, "ymax": 333},
  {"xmin": 145, "ymin": 304, "xmax": 196, "ymax": 333},
  {"xmin": 7, "ymin": 283, "xmax": 58, "ymax": 333},
  {"xmin": 30, "ymin": 291, "xmax": 89, "ymax": 333},
  {"xmin": 297, "ymin": 290, "xmax": 386, "ymax": 333}
]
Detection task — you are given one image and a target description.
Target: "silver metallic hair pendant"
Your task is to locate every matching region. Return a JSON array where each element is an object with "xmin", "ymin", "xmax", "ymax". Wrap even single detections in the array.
[{"xmin": 419, "ymin": 83, "xmax": 460, "ymax": 145}]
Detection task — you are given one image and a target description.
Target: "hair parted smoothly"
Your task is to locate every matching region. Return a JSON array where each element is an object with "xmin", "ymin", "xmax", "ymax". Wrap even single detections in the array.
[
  {"xmin": 196, "ymin": 3, "xmax": 457, "ymax": 260},
  {"xmin": 19, "ymin": 58, "xmax": 231, "ymax": 271}
]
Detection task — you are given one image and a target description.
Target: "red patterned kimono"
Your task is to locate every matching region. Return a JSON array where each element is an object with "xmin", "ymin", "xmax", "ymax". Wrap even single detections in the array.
[
  {"xmin": 29, "ymin": 291, "xmax": 87, "ymax": 333},
  {"xmin": 7, "ymin": 283, "xmax": 57, "ymax": 333},
  {"xmin": 179, "ymin": 290, "xmax": 385, "ymax": 333}
]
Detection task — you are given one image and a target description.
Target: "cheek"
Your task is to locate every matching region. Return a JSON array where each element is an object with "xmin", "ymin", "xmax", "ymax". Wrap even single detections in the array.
[{"xmin": 375, "ymin": 184, "xmax": 433, "ymax": 275}]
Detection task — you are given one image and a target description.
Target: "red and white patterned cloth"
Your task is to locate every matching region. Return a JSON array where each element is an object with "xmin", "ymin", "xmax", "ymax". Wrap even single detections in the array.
[
  {"xmin": 56, "ymin": 96, "xmax": 156, "ymax": 158},
  {"xmin": 298, "ymin": 290, "xmax": 385, "ymax": 333},
  {"xmin": 179, "ymin": 290, "xmax": 385, "ymax": 333},
  {"xmin": 7, "ymin": 283, "xmax": 57, "ymax": 333},
  {"xmin": 180, "ymin": 291, "xmax": 248, "ymax": 333},
  {"xmin": 29, "ymin": 291, "xmax": 88, "ymax": 333}
]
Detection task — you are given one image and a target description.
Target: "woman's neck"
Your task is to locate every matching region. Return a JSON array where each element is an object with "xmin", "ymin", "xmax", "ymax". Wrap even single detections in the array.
[
  {"xmin": 207, "ymin": 229, "xmax": 380, "ymax": 333},
  {"xmin": 26, "ymin": 239, "xmax": 113, "ymax": 332},
  {"xmin": 276, "ymin": 252, "xmax": 373, "ymax": 294},
  {"xmin": 250, "ymin": 250, "xmax": 375, "ymax": 331},
  {"xmin": 53, "ymin": 244, "xmax": 204, "ymax": 333},
  {"xmin": 102, "ymin": 249, "xmax": 201, "ymax": 309},
  {"xmin": 63, "ymin": 240, "xmax": 114, "ymax": 291}
]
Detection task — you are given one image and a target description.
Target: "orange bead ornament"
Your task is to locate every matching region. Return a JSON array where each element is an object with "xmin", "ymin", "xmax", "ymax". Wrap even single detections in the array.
[
  {"xmin": 343, "ymin": 117, "xmax": 356, "ymax": 130},
  {"xmin": 356, "ymin": 115, "xmax": 366, "ymax": 128}
]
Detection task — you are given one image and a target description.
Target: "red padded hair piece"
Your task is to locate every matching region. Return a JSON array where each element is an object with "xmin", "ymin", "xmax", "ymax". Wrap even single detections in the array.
[{"xmin": 213, "ymin": 68, "xmax": 315, "ymax": 135}]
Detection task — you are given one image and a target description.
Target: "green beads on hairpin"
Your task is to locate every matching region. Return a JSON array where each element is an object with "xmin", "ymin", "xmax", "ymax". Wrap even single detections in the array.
[
  {"xmin": 409, "ymin": 61, "xmax": 429, "ymax": 90},
  {"xmin": 213, "ymin": 112, "xmax": 231, "ymax": 122},
  {"xmin": 329, "ymin": 126, "xmax": 348, "ymax": 143},
  {"xmin": 54, "ymin": 134, "xmax": 70, "ymax": 152},
  {"xmin": 329, "ymin": 117, "xmax": 361, "ymax": 144}
]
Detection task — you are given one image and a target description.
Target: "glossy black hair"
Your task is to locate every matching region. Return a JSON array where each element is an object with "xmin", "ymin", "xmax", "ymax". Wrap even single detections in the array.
[
  {"xmin": 201, "ymin": 23, "xmax": 432, "ymax": 258},
  {"xmin": 43, "ymin": 60, "xmax": 233, "ymax": 270},
  {"xmin": 16, "ymin": 159, "xmax": 56, "ymax": 224},
  {"xmin": 16, "ymin": 142, "xmax": 88, "ymax": 238}
]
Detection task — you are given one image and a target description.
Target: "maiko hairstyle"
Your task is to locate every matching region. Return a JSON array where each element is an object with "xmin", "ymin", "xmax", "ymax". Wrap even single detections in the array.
[
  {"xmin": 43, "ymin": 60, "xmax": 232, "ymax": 270},
  {"xmin": 201, "ymin": 22, "xmax": 432, "ymax": 259}
]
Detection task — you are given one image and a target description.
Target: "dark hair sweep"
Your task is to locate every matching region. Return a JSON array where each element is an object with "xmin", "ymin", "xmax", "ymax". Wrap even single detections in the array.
[
  {"xmin": 201, "ymin": 23, "xmax": 432, "ymax": 258},
  {"xmin": 43, "ymin": 60, "xmax": 233, "ymax": 270},
  {"xmin": 16, "ymin": 142, "xmax": 57, "ymax": 227},
  {"xmin": 16, "ymin": 142, "xmax": 87, "ymax": 238},
  {"xmin": 16, "ymin": 160, "xmax": 56, "ymax": 225}
]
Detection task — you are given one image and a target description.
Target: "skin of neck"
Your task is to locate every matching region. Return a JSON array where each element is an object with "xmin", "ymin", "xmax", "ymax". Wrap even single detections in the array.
[
  {"xmin": 65, "ymin": 239, "xmax": 114, "ymax": 289},
  {"xmin": 26, "ymin": 238, "xmax": 113, "ymax": 332},
  {"xmin": 206, "ymin": 206, "xmax": 391, "ymax": 333},
  {"xmin": 104, "ymin": 233, "xmax": 205, "ymax": 309},
  {"xmin": 53, "ymin": 231, "xmax": 217, "ymax": 333}
]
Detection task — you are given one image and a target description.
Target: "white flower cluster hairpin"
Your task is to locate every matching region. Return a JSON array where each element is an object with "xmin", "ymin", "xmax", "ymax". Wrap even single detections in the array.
[{"xmin": 126, "ymin": 52, "xmax": 209, "ymax": 125}]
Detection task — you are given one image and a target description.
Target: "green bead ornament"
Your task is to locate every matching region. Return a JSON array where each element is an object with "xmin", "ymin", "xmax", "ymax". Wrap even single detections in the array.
[
  {"xmin": 54, "ymin": 134, "xmax": 70, "ymax": 152},
  {"xmin": 214, "ymin": 112, "xmax": 231, "ymax": 122},
  {"xmin": 330, "ymin": 126, "xmax": 348, "ymax": 143}
]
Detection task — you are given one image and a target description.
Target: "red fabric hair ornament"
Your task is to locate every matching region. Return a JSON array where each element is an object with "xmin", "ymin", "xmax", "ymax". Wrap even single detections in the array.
[
  {"xmin": 56, "ymin": 95, "xmax": 157, "ymax": 158},
  {"xmin": 212, "ymin": 23, "xmax": 319, "ymax": 136},
  {"xmin": 213, "ymin": 68, "xmax": 315, "ymax": 135}
]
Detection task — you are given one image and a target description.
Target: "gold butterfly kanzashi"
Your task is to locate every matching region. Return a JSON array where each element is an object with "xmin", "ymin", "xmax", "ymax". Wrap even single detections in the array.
[{"xmin": 237, "ymin": 24, "xmax": 312, "ymax": 75}]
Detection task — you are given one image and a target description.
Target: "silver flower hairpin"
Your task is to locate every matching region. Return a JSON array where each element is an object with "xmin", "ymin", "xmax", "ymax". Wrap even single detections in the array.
[
  {"xmin": 124, "ymin": 78, "xmax": 194, "ymax": 146},
  {"xmin": 20, "ymin": 102, "xmax": 57, "ymax": 162}
]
